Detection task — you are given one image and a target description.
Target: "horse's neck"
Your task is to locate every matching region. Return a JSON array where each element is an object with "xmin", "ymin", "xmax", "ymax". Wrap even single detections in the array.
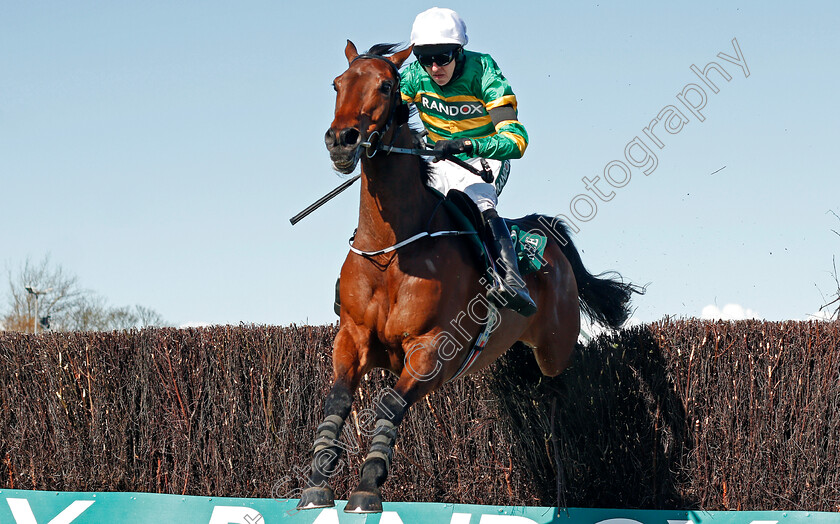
[{"xmin": 356, "ymin": 129, "xmax": 437, "ymax": 247}]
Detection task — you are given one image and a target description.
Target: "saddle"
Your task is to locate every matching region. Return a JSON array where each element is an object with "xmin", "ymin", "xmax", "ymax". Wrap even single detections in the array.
[{"xmin": 434, "ymin": 188, "xmax": 547, "ymax": 277}]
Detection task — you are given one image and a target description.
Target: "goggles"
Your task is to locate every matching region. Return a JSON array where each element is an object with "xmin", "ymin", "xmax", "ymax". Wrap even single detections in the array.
[{"xmin": 416, "ymin": 49, "xmax": 458, "ymax": 67}]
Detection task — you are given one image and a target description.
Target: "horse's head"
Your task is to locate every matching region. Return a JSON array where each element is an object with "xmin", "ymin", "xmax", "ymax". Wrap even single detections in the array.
[{"xmin": 325, "ymin": 41, "xmax": 413, "ymax": 174}]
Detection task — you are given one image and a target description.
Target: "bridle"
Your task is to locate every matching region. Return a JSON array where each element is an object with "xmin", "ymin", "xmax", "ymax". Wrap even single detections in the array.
[{"xmin": 349, "ymin": 53, "xmax": 410, "ymax": 158}]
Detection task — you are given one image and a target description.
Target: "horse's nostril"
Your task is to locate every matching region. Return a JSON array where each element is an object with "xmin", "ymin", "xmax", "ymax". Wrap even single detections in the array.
[
  {"xmin": 325, "ymin": 128, "xmax": 338, "ymax": 147},
  {"xmin": 339, "ymin": 128, "xmax": 361, "ymax": 147}
]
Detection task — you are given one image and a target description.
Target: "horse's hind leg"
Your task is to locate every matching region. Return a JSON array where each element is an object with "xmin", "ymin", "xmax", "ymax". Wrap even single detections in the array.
[
  {"xmin": 528, "ymin": 324, "xmax": 577, "ymax": 377},
  {"xmin": 523, "ymin": 254, "xmax": 579, "ymax": 377},
  {"xmin": 527, "ymin": 310, "xmax": 579, "ymax": 377}
]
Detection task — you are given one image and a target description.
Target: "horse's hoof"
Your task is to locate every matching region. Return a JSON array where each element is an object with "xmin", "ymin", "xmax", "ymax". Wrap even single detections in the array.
[
  {"xmin": 344, "ymin": 490, "xmax": 383, "ymax": 513},
  {"xmin": 296, "ymin": 486, "xmax": 335, "ymax": 510}
]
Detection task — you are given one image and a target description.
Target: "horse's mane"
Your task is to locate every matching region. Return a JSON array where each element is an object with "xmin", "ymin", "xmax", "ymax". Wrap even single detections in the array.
[
  {"xmin": 409, "ymin": 130, "xmax": 433, "ymax": 185},
  {"xmin": 367, "ymin": 43, "xmax": 406, "ymax": 57}
]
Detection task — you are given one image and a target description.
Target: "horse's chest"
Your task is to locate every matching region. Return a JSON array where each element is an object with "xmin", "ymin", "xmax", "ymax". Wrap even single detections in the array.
[
  {"xmin": 378, "ymin": 281, "xmax": 442, "ymax": 347},
  {"xmin": 344, "ymin": 257, "xmax": 449, "ymax": 346}
]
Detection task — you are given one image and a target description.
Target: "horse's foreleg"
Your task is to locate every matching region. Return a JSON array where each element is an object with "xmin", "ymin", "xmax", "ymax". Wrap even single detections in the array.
[
  {"xmin": 344, "ymin": 388, "xmax": 407, "ymax": 513},
  {"xmin": 296, "ymin": 380, "xmax": 355, "ymax": 509},
  {"xmin": 345, "ymin": 357, "xmax": 441, "ymax": 513},
  {"xmin": 297, "ymin": 330, "xmax": 367, "ymax": 510}
]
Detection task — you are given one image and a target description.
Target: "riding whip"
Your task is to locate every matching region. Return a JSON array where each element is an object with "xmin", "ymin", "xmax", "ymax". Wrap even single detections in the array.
[{"xmin": 289, "ymin": 174, "xmax": 361, "ymax": 225}]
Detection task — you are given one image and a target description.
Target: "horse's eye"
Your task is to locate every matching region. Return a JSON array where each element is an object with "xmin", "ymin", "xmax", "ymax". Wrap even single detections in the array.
[
  {"xmin": 332, "ymin": 82, "xmax": 338, "ymax": 92},
  {"xmin": 380, "ymin": 81, "xmax": 393, "ymax": 94}
]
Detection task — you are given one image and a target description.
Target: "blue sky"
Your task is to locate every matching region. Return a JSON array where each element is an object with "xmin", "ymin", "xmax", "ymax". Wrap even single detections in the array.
[{"xmin": 2, "ymin": 2, "xmax": 838, "ymax": 327}]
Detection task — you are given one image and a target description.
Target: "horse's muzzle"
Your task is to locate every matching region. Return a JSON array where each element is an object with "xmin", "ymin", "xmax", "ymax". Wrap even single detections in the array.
[{"xmin": 325, "ymin": 127, "xmax": 362, "ymax": 174}]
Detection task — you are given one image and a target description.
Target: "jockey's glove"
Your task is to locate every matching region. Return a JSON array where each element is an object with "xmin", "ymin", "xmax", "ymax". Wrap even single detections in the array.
[{"xmin": 433, "ymin": 138, "xmax": 473, "ymax": 158}]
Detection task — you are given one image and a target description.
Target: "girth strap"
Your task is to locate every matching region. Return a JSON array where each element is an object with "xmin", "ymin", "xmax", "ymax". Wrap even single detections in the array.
[
  {"xmin": 448, "ymin": 301, "xmax": 500, "ymax": 382},
  {"xmin": 349, "ymin": 229, "xmax": 477, "ymax": 258}
]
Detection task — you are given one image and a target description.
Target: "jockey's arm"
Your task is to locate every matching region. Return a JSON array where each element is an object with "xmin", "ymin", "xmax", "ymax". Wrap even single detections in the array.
[{"xmin": 471, "ymin": 105, "xmax": 529, "ymax": 160}]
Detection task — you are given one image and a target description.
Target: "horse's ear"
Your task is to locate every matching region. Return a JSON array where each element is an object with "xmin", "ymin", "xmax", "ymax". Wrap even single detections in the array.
[
  {"xmin": 345, "ymin": 40, "xmax": 359, "ymax": 64},
  {"xmin": 389, "ymin": 45, "xmax": 414, "ymax": 69}
]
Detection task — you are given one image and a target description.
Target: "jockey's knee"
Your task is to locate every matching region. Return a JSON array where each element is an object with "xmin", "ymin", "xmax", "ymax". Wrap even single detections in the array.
[{"xmin": 463, "ymin": 183, "xmax": 497, "ymax": 212}]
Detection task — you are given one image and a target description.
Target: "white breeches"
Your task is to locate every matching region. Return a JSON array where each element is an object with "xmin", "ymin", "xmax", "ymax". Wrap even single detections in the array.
[{"xmin": 426, "ymin": 157, "xmax": 511, "ymax": 212}]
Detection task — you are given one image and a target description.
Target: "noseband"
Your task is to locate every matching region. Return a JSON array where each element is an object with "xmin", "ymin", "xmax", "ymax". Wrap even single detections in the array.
[{"xmin": 349, "ymin": 53, "xmax": 409, "ymax": 157}]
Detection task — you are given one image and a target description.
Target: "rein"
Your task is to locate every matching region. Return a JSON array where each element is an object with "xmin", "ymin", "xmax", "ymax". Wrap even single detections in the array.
[{"xmin": 378, "ymin": 144, "xmax": 494, "ymax": 183}]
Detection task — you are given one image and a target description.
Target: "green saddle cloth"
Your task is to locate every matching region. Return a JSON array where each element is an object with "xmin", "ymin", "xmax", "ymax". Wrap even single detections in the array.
[
  {"xmin": 436, "ymin": 188, "xmax": 548, "ymax": 276},
  {"xmin": 510, "ymin": 224, "xmax": 548, "ymax": 275}
]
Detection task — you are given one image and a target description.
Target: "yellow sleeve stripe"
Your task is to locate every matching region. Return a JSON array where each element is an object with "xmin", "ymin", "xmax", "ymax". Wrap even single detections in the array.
[
  {"xmin": 501, "ymin": 130, "xmax": 528, "ymax": 155},
  {"xmin": 419, "ymin": 112, "xmax": 493, "ymax": 133},
  {"xmin": 424, "ymin": 128, "xmax": 495, "ymax": 143},
  {"xmin": 494, "ymin": 120, "xmax": 521, "ymax": 131},
  {"xmin": 485, "ymin": 95, "xmax": 518, "ymax": 112},
  {"xmin": 401, "ymin": 92, "xmax": 415, "ymax": 103},
  {"xmin": 425, "ymin": 129, "xmax": 445, "ymax": 142}
]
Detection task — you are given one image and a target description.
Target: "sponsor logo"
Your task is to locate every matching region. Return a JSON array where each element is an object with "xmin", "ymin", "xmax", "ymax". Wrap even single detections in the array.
[
  {"xmin": 0, "ymin": 494, "xmax": 786, "ymax": 524},
  {"xmin": 420, "ymin": 95, "xmax": 486, "ymax": 119}
]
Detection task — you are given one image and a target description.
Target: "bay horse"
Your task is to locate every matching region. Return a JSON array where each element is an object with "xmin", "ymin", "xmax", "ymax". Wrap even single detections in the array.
[{"xmin": 297, "ymin": 41, "xmax": 641, "ymax": 513}]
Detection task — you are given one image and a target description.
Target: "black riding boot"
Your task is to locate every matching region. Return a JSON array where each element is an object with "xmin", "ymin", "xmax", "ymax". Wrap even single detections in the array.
[{"xmin": 482, "ymin": 209, "xmax": 537, "ymax": 317}]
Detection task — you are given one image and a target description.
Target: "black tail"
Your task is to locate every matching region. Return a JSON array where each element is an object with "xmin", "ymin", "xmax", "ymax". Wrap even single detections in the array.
[{"xmin": 517, "ymin": 214, "xmax": 645, "ymax": 330}]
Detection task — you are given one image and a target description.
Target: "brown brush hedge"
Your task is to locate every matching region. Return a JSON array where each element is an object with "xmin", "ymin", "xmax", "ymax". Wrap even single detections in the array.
[{"xmin": 0, "ymin": 320, "xmax": 838, "ymax": 510}]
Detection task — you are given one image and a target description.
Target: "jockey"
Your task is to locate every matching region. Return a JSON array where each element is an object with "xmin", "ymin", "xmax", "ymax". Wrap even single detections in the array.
[{"xmin": 400, "ymin": 7, "xmax": 537, "ymax": 317}]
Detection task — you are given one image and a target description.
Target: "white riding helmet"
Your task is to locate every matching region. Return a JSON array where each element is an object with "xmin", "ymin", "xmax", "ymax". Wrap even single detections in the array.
[{"xmin": 410, "ymin": 7, "xmax": 468, "ymax": 47}]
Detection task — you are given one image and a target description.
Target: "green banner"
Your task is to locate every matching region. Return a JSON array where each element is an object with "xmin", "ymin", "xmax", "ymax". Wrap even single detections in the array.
[{"xmin": 0, "ymin": 489, "xmax": 837, "ymax": 524}]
